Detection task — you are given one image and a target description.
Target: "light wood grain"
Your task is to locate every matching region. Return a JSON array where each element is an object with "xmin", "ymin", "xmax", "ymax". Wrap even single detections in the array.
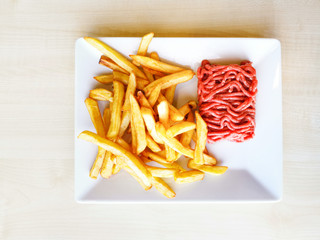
[{"xmin": 1, "ymin": 0, "xmax": 320, "ymax": 239}]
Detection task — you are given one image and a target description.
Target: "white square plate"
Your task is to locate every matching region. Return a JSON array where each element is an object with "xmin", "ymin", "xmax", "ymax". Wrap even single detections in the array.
[{"xmin": 75, "ymin": 37, "xmax": 282, "ymax": 203}]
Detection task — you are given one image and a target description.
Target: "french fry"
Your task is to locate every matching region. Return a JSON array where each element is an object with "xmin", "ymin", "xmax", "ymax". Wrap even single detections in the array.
[
  {"xmin": 89, "ymin": 88, "xmax": 114, "ymax": 102},
  {"xmin": 94, "ymin": 74, "xmax": 113, "ymax": 84},
  {"xmin": 194, "ymin": 111, "xmax": 207, "ymax": 165},
  {"xmin": 146, "ymin": 133, "xmax": 162, "ymax": 152},
  {"xmin": 130, "ymin": 55, "xmax": 184, "ymax": 74},
  {"xmin": 158, "ymin": 94, "xmax": 184, "ymax": 122},
  {"xmin": 188, "ymin": 159, "xmax": 228, "ymax": 175},
  {"xmin": 142, "ymin": 66, "xmax": 166, "ymax": 77},
  {"xmin": 147, "ymin": 85, "xmax": 161, "ymax": 107},
  {"xmin": 100, "ymin": 151, "xmax": 114, "ymax": 178},
  {"xmin": 174, "ymin": 170, "xmax": 204, "ymax": 184},
  {"xmin": 144, "ymin": 70, "xmax": 195, "ymax": 96},
  {"xmin": 142, "ymin": 150, "xmax": 168, "ymax": 164},
  {"xmin": 103, "ymin": 108, "xmax": 111, "ymax": 134},
  {"xmin": 178, "ymin": 100, "xmax": 197, "ymax": 117},
  {"xmin": 119, "ymin": 111, "xmax": 131, "ymax": 137},
  {"xmin": 99, "ymin": 55, "xmax": 129, "ymax": 74},
  {"xmin": 122, "ymin": 73, "xmax": 137, "ymax": 111},
  {"xmin": 85, "ymin": 98, "xmax": 106, "ymax": 137},
  {"xmin": 107, "ymin": 81, "xmax": 124, "ymax": 139},
  {"xmin": 137, "ymin": 32, "xmax": 154, "ymax": 56},
  {"xmin": 116, "ymin": 137, "xmax": 132, "ymax": 151},
  {"xmin": 143, "ymin": 68, "xmax": 154, "ymax": 82},
  {"xmin": 166, "ymin": 121, "xmax": 196, "ymax": 138},
  {"xmin": 78, "ymin": 131, "xmax": 152, "ymax": 187},
  {"xmin": 130, "ymin": 110, "xmax": 137, "ymax": 154},
  {"xmin": 141, "ymin": 107, "xmax": 163, "ymax": 144},
  {"xmin": 84, "ymin": 37, "xmax": 146, "ymax": 79},
  {"xmin": 150, "ymin": 177, "xmax": 176, "ymax": 199},
  {"xmin": 146, "ymin": 166, "xmax": 176, "ymax": 178},
  {"xmin": 155, "ymin": 122, "xmax": 216, "ymax": 165},
  {"xmin": 137, "ymin": 91, "xmax": 155, "ymax": 114},
  {"xmin": 112, "ymin": 160, "xmax": 122, "ymax": 175},
  {"xmin": 180, "ymin": 112, "xmax": 195, "ymax": 147},
  {"xmin": 192, "ymin": 132, "xmax": 209, "ymax": 154},
  {"xmin": 130, "ymin": 94, "xmax": 147, "ymax": 154},
  {"xmin": 150, "ymin": 51, "xmax": 160, "ymax": 61},
  {"xmin": 89, "ymin": 147, "xmax": 106, "ymax": 179},
  {"xmin": 141, "ymin": 154, "xmax": 185, "ymax": 171},
  {"xmin": 164, "ymin": 85, "xmax": 176, "ymax": 104},
  {"xmin": 113, "ymin": 71, "xmax": 149, "ymax": 90}
]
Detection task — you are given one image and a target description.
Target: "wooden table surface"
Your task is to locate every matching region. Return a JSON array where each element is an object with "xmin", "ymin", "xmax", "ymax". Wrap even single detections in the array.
[{"xmin": 1, "ymin": 0, "xmax": 320, "ymax": 239}]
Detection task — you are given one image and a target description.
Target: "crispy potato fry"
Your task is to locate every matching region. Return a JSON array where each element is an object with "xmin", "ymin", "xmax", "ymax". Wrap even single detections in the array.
[
  {"xmin": 116, "ymin": 137, "xmax": 132, "ymax": 151},
  {"xmin": 174, "ymin": 170, "xmax": 204, "ymax": 184},
  {"xmin": 130, "ymin": 94, "xmax": 147, "ymax": 154},
  {"xmin": 180, "ymin": 112, "xmax": 195, "ymax": 147},
  {"xmin": 142, "ymin": 66, "xmax": 166, "ymax": 77},
  {"xmin": 137, "ymin": 32, "xmax": 154, "ymax": 56},
  {"xmin": 119, "ymin": 111, "xmax": 131, "ymax": 137},
  {"xmin": 78, "ymin": 131, "xmax": 152, "ymax": 187},
  {"xmin": 130, "ymin": 55, "xmax": 184, "ymax": 74},
  {"xmin": 146, "ymin": 166, "xmax": 176, "ymax": 178},
  {"xmin": 143, "ymin": 68, "xmax": 154, "ymax": 82},
  {"xmin": 141, "ymin": 154, "xmax": 185, "ymax": 171},
  {"xmin": 142, "ymin": 150, "xmax": 169, "ymax": 164},
  {"xmin": 194, "ymin": 111, "xmax": 208, "ymax": 165},
  {"xmin": 112, "ymin": 161, "xmax": 122, "ymax": 175},
  {"xmin": 107, "ymin": 81, "xmax": 124, "ymax": 139},
  {"xmin": 84, "ymin": 37, "xmax": 146, "ymax": 79},
  {"xmin": 99, "ymin": 55, "xmax": 129, "ymax": 74},
  {"xmin": 89, "ymin": 88, "xmax": 113, "ymax": 102},
  {"xmin": 103, "ymin": 107, "xmax": 111, "ymax": 134},
  {"xmin": 164, "ymin": 85, "xmax": 176, "ymax": 104},
  {"xmin": 85, "ymin": 98, "xmax": 106, "ymax": 137},
  {"xmin": 146, "ymin": 133, "xmax": 162, "ymax": 152},
  {"xmin": 178, "ymin": 100, "xmax": 197, "ymax": 117},
  {"xmin": 113, "ymin": 71, "xmax": 149, "ymax": 90},
  {"xmin": 89, "ymin": 147, "xmax": 106, "ymax": 179},
  {"xmin": 122, "ymin": 73, "xmax": 137, "ymax": 111},
  {"xmin": 144, "ymin": 70, "xmax": 195, "ymax": 96},
  {"xmin": 137, "ymin": 91, "xmax": 155, "ymax": 114},
  {"xmin": 166, "ymin": 121, "xmax": 196, "ymax": 138},
  {"xmin": 192, "ymin": 132, "xmax": 209, "ymax": 154},
  {"xmin": 155, "ymin": 122, "xmax": 216, "ymax": 165},
  {"xmin": 147, "ymin": 85, "xmax": 161, "ymax": 107},
  {"xmin": 150, "ymin": 177, "xmax": 176, "ymax": 199},
  {"xmin": 158, "ymin": 94, "xmax": 184, "ymax": 122},
  {"xmin": 150, "ymin": 51, "xmax": 160, "ymax": 61},
  {"xmin": 100, "ymin": 151, "xmax": 114, "ymax": 178},
  {"xmin": 188, "ymin": 159, "xmax": 228, "ymax": 175},
  {"xmin": 94, "ymin": 74, "xmax": 113, "ymax": 84},
  {"xmin": 130, "ymin": 113, "xmax": 137, "ymax": 154},
  {"xmin": 141, "ymin": 107, "xmax": 163, "ymax": 144}
]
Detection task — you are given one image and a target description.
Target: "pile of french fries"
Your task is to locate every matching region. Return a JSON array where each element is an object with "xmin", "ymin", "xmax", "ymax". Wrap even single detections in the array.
[{"xmin": 78, "ymin": 33, "xmax": 228, "ymax": 198}]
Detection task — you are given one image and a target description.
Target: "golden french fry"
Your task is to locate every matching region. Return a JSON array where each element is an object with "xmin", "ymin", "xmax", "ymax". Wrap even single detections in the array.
[
  {"xmin": 158, "ymin": 94, "xmax": 184, "ymax": 122},
  {"xmin": 89, "ymin": 88, "xmax": 114, "ymax": 102},
  {"xmin": 192, "ymin": 132, "xmax": 209, "ymax": 154},
  {"xmin": 180, "ymin": 112, "xmax": 195, "ymax": 147},
  {"xmin": 164, "ymin": 85, "xmax": 176, "ymax": 104},
  {"xmin": 141, "ymin": 107, "xmax": 163, "ymax": 144},
  {"xmin": 137, "ymin": 91, "xmax": 155, "ymax": 114},
  {"xmin": 146, "ymin": 166, "xmax": 176, "ymax": 178},
  {"xmin": 142, "ymin": 150, "xmax": 168, "ymax": 164},
  {"xmin": 103, "ymin": 108, "xmax": 111, "ymax": 133},
  {"xmin": 112, "ymin": 161, "xmax": 122, "ymax": 175},
  {"xmin": 122, "ymin": 73, "xmax": 137, "ymax": 111},
  {"xmin": 89, "ymin": 147, "xmax": 106, "ymax": 179},
  {"xmin": 137, "ymin": 32, "xmax": 154, "ymax": 56},
  {"xmin": 166, "ymin": 121, "xmax": 196, "ymax": 138},
  {"xmin": 150, "ymin": 51, "xmax": 160, "ymax": 61},
  {"xmin": 150, "ymin": 177, "xmax": 176, "ymax": 199},
  {"xmin": 94, "ymin": 74, "xmax": 113, "ymax": 84},
  {"xmin": 194, "ymin": 111, "xmax": 207, "ymax": 165},
  {"xmin": 188, "ymin": 159, "xmax": 228, "ymax": 175},
  {"xmin": 147, "ymin": 85, "xmax": 161, "ymax": 107},
  {"xmin": 107, "ymin": 81, "xmax": 124, "ymax": 139},
  {"xmin": 130, "ymin": 111, "xmax": 137, "ymax": 154},
  {"xmin": 116, "ymin": 137, "xmax": 132, "ymax": 151},
  {"xmin": 141, "ymin": 155, "xmax": 185, "ymax": 171},
  {"xmin": 78, "ymin": 131, "xmax": 152, "ymax": 187},
  {"xmin": 84, "ymin": 37, "xmax": 146, "ymax": 79},
  {"xmin": 113, "ymin": 71, "xmax": 149, "ymax": 90},
  {"xmin": 174, "ymin": 170, "xmax": 204, "ymax": 184},
  {"xmin": 143, "ymin": 68, "xmax": 154, "ymax": 82},
  {"xmin": 142, "ymin": 66, "xmax": 166, "ymax": 77},
  {"xmin": 100, "ymin": 151, "xmax": 114, "ymax": 178},
  {"xmin": 130, "ymin": 55, "xmax": 184, "ymax": 74},
  {"xmin": 146, "ymin": 133, "xmax": 162, "ymax": 152},
  {"xmin": 119, "ymin": 111, "xmax": 131, "ymax": 137},
  {"xmin": 178, "ymin": 100, "xmax": 197, "ymax": 117},
  {"xmin": 155, "ymin": 122, "xmax": 216, "ymax": 165},
  {"xmin": 144, "ymin": 70, "xmax": 195, "ymax": 96},
  {"xmin": 85, "ymin": 98, "xmax": 106, "ymax": 137},
  {"xmin": 130, "ymin": 94, "xmax": 147, "ymax": 154},
  {"xmin": 99, "ymin": 55, "xmax": 129, "ymax": 74}
]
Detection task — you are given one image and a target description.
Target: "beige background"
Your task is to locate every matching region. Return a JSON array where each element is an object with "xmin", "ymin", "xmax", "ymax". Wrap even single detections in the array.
[{"xmin": 1, "ymin": 0, "xmax": 320, "ymax": 239}]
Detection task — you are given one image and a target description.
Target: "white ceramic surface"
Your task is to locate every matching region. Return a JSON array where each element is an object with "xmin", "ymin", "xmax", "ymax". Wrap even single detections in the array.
[{"xmin": 75, "ymin": 37, "xmax": 282, "ymax": 203}]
